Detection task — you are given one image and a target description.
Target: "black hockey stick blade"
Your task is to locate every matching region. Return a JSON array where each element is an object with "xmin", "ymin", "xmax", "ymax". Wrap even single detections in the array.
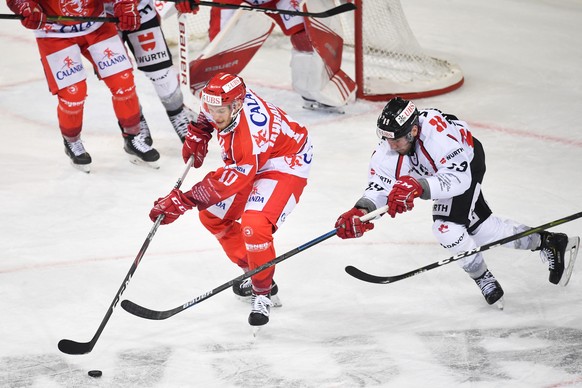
[
  {"xmin": 58, "ymin": 339, "xmax": 95, "ymax": 355},
  {"xmin": 197, "ymin": 1, "xmax": 356, "ymax": 18},
  {"xmin": 57, "ymin": 158, "xmax": 194, "ymax": 354},
  {"xmin": 346, "ymin": 211, "xmax": 582, "ymax": 284}
]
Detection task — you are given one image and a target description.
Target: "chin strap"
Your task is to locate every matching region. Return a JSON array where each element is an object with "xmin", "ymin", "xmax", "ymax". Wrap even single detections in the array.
[{"xmin": 218, "ymin": 104, "xmax": 243, "ymax": 134}]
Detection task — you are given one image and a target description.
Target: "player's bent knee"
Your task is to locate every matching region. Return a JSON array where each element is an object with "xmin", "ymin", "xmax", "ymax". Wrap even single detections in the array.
[
  {"xmin": 103, "ymin": 70, "xmax": 136, "ymax": 95},
  {"xmin": 57, "ymin": 81, "xmax": 87, "ymax": 105},
  {"xmin": 241, "ymin": 212, "xmax": 273, "ymax": 244},
  {"xmin": 432, "ymin": 220, "xmax": 474, "ymax": 253},
  {"xmin": 199, "ymin": 210, "xmax": 232, "ymax": 236}
]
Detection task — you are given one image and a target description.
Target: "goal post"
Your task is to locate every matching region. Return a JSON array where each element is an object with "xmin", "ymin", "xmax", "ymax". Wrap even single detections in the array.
[
  {"xmin": 350, "ymin": 0, "xmax": 464, "ymax": 100},
  {"xmin": 160, "ymin": 0, "xmax": 464, "ymax": 101}
]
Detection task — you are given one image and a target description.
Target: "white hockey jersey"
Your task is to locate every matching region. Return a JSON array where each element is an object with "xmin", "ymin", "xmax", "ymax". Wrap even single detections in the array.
[{"xmin": 361, "ymin": 109, "xmax": 476, "ymax": 211}]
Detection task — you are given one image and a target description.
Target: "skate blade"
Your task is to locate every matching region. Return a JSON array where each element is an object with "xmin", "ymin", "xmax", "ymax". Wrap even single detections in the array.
[
  {"xmin": 251, "ymin": 325, "xmax": 263, "ymax": 338},
  {"xmin": 559, "ymin": 236, "xmax": 580, "ymax": 287},
  {"xmin": 302, "ymin": 102, "xmax": 345, "ymax": 114},
  {"xmin": 236, "ymin": 294, "xmax": 282, "ymax": 308},
  {"xmin": 70, "ymin": 162, "xmax": 91, "ymax": 173},
  {"xmin": 495, "ymin": 297, "xmax": 505, "ymax": 311},
  {"xmin": 270, "ymin": 294, "xmax": 282, "ymax": 308},
  {"xmin": 127, "ymin": 155, "xmax": 160, "ymax": 169}
]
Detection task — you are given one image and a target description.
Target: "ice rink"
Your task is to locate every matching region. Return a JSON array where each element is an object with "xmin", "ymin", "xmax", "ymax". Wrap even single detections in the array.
[{"xmin": 1, "ymin": 0, "xmax": 582, "ymax": 387}]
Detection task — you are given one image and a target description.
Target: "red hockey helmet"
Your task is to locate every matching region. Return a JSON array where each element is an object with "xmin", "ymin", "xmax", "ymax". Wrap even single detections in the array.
[
  {"xmin": 201, "ymin": 72, "xmax": 246, "ymax": 109},
  {"xmin": 200, "ymin": 73, "xmax": 247, "ymax": 131}
]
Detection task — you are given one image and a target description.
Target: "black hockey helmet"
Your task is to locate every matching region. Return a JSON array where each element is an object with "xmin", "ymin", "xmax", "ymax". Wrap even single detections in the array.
[{"xmin": 376, "ymin": 97, "xmax": 419, "ymax": 140}]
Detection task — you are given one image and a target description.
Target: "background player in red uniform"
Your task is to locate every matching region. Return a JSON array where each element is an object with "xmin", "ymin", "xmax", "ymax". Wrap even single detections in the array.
[{"xmin": 7, "ymin": 0, "xmax": 160, "ymax": 172}]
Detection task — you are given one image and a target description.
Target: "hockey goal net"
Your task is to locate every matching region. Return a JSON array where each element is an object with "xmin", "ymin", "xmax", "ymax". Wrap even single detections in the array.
[{"xmin": 159, "ymin": 0, "xmax": 464, "ymax": 101}]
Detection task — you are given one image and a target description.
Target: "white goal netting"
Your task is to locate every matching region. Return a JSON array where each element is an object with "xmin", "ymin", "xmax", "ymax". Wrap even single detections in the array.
[{"xmin": 160, "ymin": 0, "xmax": 463, "ymax": 100}]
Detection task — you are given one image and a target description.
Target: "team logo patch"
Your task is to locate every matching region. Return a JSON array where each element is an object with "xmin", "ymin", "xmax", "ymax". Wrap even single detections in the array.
[
  {"xmin": 247, "ymin": 186, "xmax": 265, "ymax": 204},
  {"xmin": 202, "ymin": 92, "xmax": 222, "ymax": 106},
  {"xmin": 222, "ymin": 77, "xmax": 242, "ymax": 93},
  {"xmin": 55, "ymin": 56, "xmax": 83, "ymax": 81},
  {"xmin": 252, "ymin": 129, "xmax": 269, "ymax": 148},
  {"xmin": 284, "ymin": 154, "xmax": 303, "ymax": 169},
  {"xmin": 395, "ymin": 101, "xmax": 416, "ymax": 126},
  {"xmin": 138, "ymin": 32, "xmax": 157, "ymax": 52},
  {"xmin": 60, "ymin": 0, "xmax": 89, "ymax": 16}
]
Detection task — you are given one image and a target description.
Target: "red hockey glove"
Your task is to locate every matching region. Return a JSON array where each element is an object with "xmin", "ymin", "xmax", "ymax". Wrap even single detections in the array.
[
  {"xmin": 149, "ymin": 189, "xmax": 196, "ymax": 225},
  {"xmin": 175, "ymin": 0, "xmax": 199, "ymax": 14},
  {"xmin": 182, "ymin": 120, "xmax": 213, "ymax": 168},
  {"xmin": 11, "ymin": 0, "xmax": 46, "ymax": 30},
  {"xmin": 114, "ymin": 0, "xmax": 141, "ymax": 31},
  {"xmin": 335, "ymin": 207, "xmax": 374, "ymax": 239},
  {"xmin": 387, "ymin": 176, "xmax": 423, "ymax": 218}
]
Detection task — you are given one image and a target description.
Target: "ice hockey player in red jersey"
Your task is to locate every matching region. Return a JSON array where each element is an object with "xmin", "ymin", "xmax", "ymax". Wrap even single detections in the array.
[
  {"xmin": 104, "ymin": 0, "xmax": 200, "ymax": 144},
  {"xmin": 335, "ymin": 97, "xmax": 579, "ymax": 307},
  {"xmin": 7, "ymin": 0, "xmax": 160, "ymax": 172},
  {"xmin": 149, "ymin": 72, "xmax": 313, "ymax": 328}
]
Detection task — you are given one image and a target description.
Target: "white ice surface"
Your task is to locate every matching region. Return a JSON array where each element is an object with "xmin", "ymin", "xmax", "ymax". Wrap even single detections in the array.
[{"xmin": 1, "ymin": 0, "xmax": 582, "ymax": 387}]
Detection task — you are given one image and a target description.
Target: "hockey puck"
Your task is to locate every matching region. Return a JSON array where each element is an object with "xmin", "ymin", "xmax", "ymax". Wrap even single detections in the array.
[{"xmin": 88, "ymin": 370, "xmax": 102, "ymax": 378}]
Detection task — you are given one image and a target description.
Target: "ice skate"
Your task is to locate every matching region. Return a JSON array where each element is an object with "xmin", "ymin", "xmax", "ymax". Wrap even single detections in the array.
[
  {"xmin": 249, "ymin": 293, "xmax": 273, "ymax": 335},
  {"xmin": 168, "ymin": 105, "xmax": 193, "ymax": 143},
  {"xmin": 63, "ymin": 137, "xmax": 91, "ymax": 173},
  {"xmin": 474, "ymin": 269, "xmax": 504, "ymax": 308},
  {"xmin": 119, "ymin": 115, "xmax": 153, "ymax": 146},
  {"xmin": 539, "ymin": 233, "xmax": 580, "ymax": 287},
  {"xmin": 122, "ymin": 130, "xmax": 160, "ymax": 169},
  {"xmin": 302, "ymin": 97, "xmax": 345, "ymax": 114},
  {"xmin": 538, "ymin": 232, "xmax": 570, "ymax": 285},
  {"xmin": 232, "ymin": 278, "xmax": 281, "ymax": 307},
  {"xmin": 139, "ymin": 114, "xmax": 153, "ymax": 146}
]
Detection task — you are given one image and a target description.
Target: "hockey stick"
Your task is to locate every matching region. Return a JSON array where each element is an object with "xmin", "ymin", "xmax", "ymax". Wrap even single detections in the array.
[
  {"xmin": 57, "ymin": 157, "xmax": 195, "ymax": 355},
  {"xmin": 0, "ymin": 2, "xmax": 355, "ymax": 23},
  {"xmin": 0, "ymin": 13, "xmax": 117, "ymax": 23},
  {"xmin": 195, "ymin": 1, "xmax": 356, "ymax": 18},
  {"xmin": 120, "ymin": 205, "xmax": 389, "ymax": 320},
  {"xmin": 346, "ymin": 211, "xmax": 582, "ymax": 284}
]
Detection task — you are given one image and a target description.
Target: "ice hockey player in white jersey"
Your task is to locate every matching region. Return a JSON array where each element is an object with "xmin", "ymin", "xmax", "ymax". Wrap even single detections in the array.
[
  {"xmin": 335, "ymin": 97, "xmax": 579, "ymax": 307},
  {"xmin": 105, "ymin": 0, "xmax": 199, "ymax": 144}
]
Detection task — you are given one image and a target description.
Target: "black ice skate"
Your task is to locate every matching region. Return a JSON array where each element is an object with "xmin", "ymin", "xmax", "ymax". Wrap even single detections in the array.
[
  {"xmin": 122, "ymin": 130, "xmax": 160, "ymax": 168},
  {"xmin": 168, "ymin": 105, "xmax": 193, "ymax": 143},
  {"xmin": 474, "ymin": 269, "xmax": 504, "ymax": 307},
  {"xmin": 233, "ymin": 278, "xmax": 281, "ymax": 307},
  {"xmin": 248, "ymin": 293, "xmax": 273, "ymax": 332},
  {"xmin": 119, "ymin": 115, "xmax": 153, "ymax": 146},
  {"xmin": 63, "ymin": 137, "xmax": 91, "ymax": 173},
  {"xmin": 302, "ymin": 97, "xmax": 345, "ymax": 114},
  {"xmin": 539, "ymin": 232, "xmax": 567, "ymax": 285}
]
